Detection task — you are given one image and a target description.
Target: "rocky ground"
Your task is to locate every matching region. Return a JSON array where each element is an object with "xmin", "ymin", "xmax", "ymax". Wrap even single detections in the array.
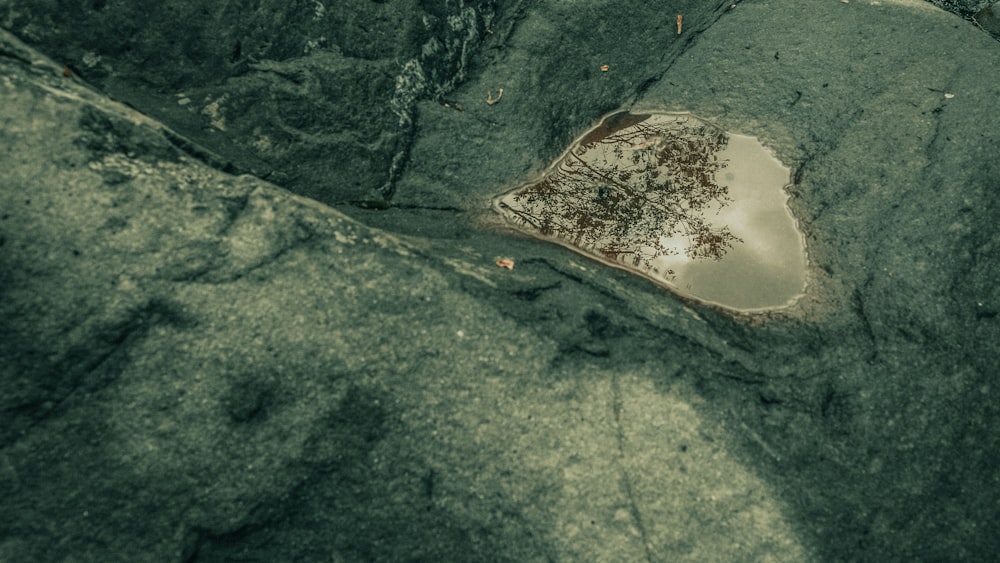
[{"xmin": 1, "ymin": 0, "xmax": 999, "ymax": 561}]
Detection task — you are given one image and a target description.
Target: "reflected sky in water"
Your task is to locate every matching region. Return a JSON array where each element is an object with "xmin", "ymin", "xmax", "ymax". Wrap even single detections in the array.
[{"xmin": 650, "ymin": 132, "xmax": 807, "ymax": 309}]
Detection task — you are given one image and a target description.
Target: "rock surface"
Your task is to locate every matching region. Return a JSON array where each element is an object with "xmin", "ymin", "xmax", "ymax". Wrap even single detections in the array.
[
  {"xmin": 1, "ymin": 0, "xmax": 999, "ymax": 561},
  {"xmin": 977, "ymin": 1, "xmax": 1000, "ymax": 38}
]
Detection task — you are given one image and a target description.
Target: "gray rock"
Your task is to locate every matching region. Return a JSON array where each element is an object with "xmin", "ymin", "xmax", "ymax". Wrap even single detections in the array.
[
  {"xmin": 1, "ymin": 0, "xmax": 999, "ymax": 561},
  {"xmin": 976, "ymin": 1, "xmax": 1000, "ymax": 37},
  {"xmin": 0, "ymin": 0, "xmax": 501, "ymax": 205},
  {"xmin": 925, "ymin": 0, "xmax": 994, "ymax": 18}
]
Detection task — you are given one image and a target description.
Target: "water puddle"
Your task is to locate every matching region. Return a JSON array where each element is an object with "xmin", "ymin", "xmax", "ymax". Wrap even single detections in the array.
[{"xmin": 493, "ymin": 111, "xmax": 807, "ymax": 311}]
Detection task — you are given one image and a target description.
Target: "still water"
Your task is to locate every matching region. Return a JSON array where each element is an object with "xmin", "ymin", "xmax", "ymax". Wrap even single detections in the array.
[{"xmin": 494, "ymin": 111, "xmax": 807, "ymax": 311}]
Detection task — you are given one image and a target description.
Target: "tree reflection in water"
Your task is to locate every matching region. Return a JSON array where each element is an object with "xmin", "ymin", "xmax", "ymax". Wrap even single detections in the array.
[{"xmin": 495, "ymin": 112, "xmax": 742, "ymax": 280}]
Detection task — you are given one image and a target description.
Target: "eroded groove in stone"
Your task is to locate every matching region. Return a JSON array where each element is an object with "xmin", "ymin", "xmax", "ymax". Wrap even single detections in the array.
[{"xmin": 494, "ymin": 111, "xmax": 807, "ymax": 311}]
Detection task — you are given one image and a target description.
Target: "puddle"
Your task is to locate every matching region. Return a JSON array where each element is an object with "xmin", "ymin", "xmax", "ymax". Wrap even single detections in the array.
[{"xmin": 493, "ymin": 111, "xmax": 807, "ymax": 311}]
